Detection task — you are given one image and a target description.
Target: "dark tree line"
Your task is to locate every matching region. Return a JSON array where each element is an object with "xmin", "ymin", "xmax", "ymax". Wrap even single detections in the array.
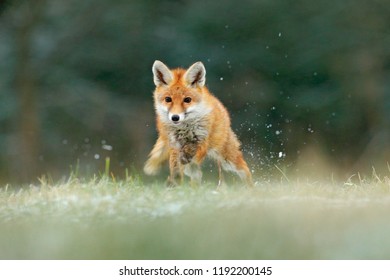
[{"xmin": 0, "ymin": 0, "xmax": 389, "ymax": 183}]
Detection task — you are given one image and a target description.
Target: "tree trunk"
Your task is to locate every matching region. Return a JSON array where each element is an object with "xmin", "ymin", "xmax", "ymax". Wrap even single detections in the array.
[{"xmin": 12, "ymin": 1, "xmax": 45, "ymax": 182}]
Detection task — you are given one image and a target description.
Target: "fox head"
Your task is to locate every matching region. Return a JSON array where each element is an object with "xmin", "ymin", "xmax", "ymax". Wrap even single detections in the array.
[{"xmin": 152, "ymin": 60, "xmax": 211, "ymax": 125}]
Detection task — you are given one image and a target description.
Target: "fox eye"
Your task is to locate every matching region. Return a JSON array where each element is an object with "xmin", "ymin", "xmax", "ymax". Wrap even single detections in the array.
[
  {"xmin": 183, "ymin": 97, "xmax": 192, "ymax": 103},
  {"xmin": 165, "ymin": 97, "xmax": 172, "ymax": 103}
]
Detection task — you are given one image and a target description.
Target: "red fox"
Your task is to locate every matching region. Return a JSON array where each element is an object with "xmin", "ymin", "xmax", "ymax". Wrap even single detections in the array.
[{"xmin": 144, "ymin": 60, "xmax": 253, "ymax": 187}]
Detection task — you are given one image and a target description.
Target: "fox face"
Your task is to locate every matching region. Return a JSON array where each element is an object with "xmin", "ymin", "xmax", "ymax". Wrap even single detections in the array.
[
  {"xmin": 156, "ymin": 88, "xmax": 201, "ymax": 124},
  {"xmin": 153, "ymin": 61, "xmax": 211, "ymax": 125}
]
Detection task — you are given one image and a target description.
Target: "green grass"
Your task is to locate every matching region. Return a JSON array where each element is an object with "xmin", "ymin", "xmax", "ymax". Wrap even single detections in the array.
[{"xmin": 1, "ymin": 172, "xmax": 390, "ymax": 259}]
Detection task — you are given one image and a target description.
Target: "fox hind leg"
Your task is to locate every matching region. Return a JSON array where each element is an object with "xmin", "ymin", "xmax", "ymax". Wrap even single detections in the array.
[
  {"xmin": 235, "ymin": 158, "xmax": 254, "ymax": 188},
  {"xmin": 221, "ymin": 154, "xmax": 253, "ymax": 188},
  {"xmin": 217, "ymin": 160, "xmax": 225, "ymax": 188}
]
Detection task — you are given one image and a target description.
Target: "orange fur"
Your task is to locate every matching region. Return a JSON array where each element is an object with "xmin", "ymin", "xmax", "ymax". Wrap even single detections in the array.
[{"xmin": 144, "ymin": 61, "xmax": 253, "ymax": 187}]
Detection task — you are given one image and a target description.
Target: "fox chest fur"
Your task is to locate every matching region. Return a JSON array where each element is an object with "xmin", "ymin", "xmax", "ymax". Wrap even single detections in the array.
[{"xmin": 165, "ymin": 117, "xmax": 209, "ymax": 148}]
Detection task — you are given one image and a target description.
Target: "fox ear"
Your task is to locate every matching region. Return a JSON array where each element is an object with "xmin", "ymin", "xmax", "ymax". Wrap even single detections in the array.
[
  {"xmin": 153, "ymin": 60, "xmax": 173, "ymax": 86},
  {"xmin": 184, "ymin": 62, "xmax": 206, "ymax": 87}
]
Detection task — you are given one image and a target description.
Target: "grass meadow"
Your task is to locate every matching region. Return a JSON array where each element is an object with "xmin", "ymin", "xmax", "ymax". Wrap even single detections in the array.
[{"xmin": 1, "ymin": 169, "xmax": 390, "ymax": 260}]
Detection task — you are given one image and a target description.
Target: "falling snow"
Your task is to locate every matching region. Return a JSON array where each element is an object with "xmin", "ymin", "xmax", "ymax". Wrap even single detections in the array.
[
  {"xmin": 278, "ymin": 152, "xmax": 286, "ymax": 158},
  {"xmin": 102, "ymin": 145, "xmax": 113, "ymax": 151}
]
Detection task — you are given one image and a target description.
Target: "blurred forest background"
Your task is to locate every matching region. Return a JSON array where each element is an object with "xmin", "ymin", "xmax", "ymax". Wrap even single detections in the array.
[{"xmin": 0, "ymin": 0, "xmax": 389, "ymax": 184}]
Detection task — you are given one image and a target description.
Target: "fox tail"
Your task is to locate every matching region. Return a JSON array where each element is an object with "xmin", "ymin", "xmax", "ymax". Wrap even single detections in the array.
[{"xmin": 144, "ymin": 137, "xmax": 169, "ymax": 175}]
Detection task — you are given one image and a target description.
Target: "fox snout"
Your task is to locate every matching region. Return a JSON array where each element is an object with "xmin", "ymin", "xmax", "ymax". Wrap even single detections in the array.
[
  {"xmin": 168, "ymin": 112, "xmax": 185, "ymax": 124},
  {"xmin": 171, "ymin": 114, "xmax": 180, "ymax": 122}
]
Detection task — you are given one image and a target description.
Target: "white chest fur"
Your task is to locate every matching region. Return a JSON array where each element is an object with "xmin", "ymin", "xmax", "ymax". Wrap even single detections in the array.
[{"xmin": 167, "ymin": 118, "xmax": 209, "ymax": 148}]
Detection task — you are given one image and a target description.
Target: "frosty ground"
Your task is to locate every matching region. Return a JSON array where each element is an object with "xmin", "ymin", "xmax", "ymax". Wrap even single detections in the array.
[{"xmin": 1, "ymin": 174, "xmax": 390, "ymax": 259}]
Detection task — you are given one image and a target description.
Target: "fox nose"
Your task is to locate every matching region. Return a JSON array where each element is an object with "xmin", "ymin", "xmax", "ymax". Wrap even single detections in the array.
[{"xmin": 171, "ymin": 115, "xmax": 180, "ymax": 122}]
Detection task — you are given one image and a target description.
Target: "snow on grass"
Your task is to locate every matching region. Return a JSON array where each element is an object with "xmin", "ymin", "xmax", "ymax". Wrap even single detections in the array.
[{"xmin": 1, "ymin": 173, "xmax": 390, "ymax": 259}]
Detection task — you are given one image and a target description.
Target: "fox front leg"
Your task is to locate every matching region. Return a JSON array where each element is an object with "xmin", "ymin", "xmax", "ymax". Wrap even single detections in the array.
[
  {"xmin": 179, "ymin": 142, "xmax": 198, "ymax": 165},
  {"xmin": 167, "ymin": 149, "xmax": 183, "ymax": 187}
]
